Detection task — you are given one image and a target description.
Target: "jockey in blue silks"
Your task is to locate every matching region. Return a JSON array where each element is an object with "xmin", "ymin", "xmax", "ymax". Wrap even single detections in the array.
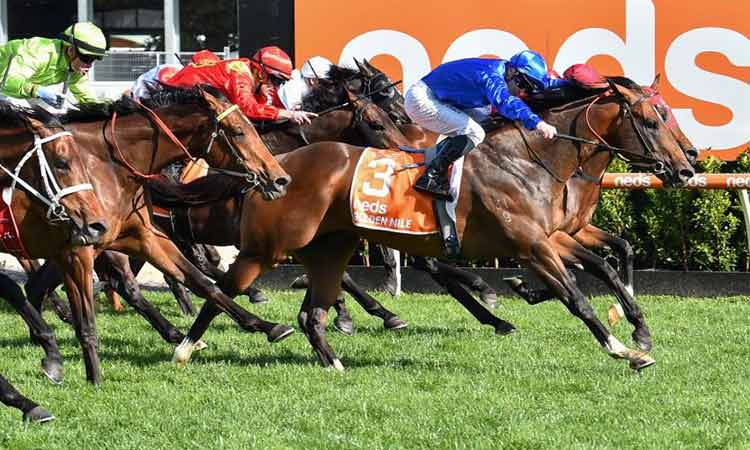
[{"xmin": 405, "ymin": 50, "xmax": 570, "ymax": 201}]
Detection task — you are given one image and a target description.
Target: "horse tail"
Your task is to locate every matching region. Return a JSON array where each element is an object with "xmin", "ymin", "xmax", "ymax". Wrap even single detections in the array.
[{"xmin": 145, "ymin": 174, "xmax": 246, "ymax": 207}]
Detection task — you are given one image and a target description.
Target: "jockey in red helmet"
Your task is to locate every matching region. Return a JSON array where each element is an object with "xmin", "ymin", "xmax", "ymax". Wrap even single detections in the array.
[{"xmin": 165, "ymin": 46, "xmax": 316, "ymax": 124}]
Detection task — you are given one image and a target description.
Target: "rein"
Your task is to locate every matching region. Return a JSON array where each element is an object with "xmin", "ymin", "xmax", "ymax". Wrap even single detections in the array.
[
  {"xmin": 0, "ymin": 131, "xmax": 93, "ymax": 222},
  {"xmin": 315, "ymin": 80, "xmax": 402, "ymax": 117}
]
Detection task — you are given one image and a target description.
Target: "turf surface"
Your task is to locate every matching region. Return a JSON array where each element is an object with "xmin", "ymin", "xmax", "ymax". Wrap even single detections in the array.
[{"xmin": 0, "ymin": 290, "xmax": 748, "ymax": 449}]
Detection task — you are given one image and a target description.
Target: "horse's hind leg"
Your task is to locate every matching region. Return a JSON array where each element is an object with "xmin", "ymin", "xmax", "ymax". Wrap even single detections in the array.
[
  {"xmin": 19, "ymin": 258, "xmax": 71, "ymax": 323},
  {"xmin": 526, "ymin": 238, "xmax": 653, "ymax": 370},
  {"xmin": 24, "ymin": 260, "xmax": 63, "ymax": 315},
  {"xmin": 295, "ymin": 233, "xmax": 361, "ymax": 370},
  {"xmin": 0, "ymin": 373, "xmax": 53, "ymax": 423},
  {"xmin": 574, "ymin": 225, "xmax": 635, "ymax": 295},
  {"xmin": 340, "ymin": 272, "xmax": 407, "ymax": 330},
  {"xmin": 0, "ymin": 272, "xmax": 63, "ymax": 384},
  {"xmin": 431, "ymin": 258, "xmax": 498, "ymax": 308},
  {"xmin": 441, "ymin": 273, "xmax": 515, "ymax": 335}
]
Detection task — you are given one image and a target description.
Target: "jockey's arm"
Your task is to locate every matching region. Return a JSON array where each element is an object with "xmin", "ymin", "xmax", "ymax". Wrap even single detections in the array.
[
  {"xmin": 227, "ymin": 67, "xmax": 283, "ymax": 121},
  {"xmin": 483, "ymin": 72, "xmax": 542, "ymax": 130},
  {"xmin": 68, "ymin": 73, "xmax": 101, "ymax": 104},
  {"xmin": 0, "ymin": 41, "xmax": 46, "ymax": 98}
]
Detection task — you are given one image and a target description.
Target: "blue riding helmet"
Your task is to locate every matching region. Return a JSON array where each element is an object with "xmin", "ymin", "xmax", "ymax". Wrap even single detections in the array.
[{"xmin": 509, "ymin": 50, "xmax": 550, "ymax": 91}]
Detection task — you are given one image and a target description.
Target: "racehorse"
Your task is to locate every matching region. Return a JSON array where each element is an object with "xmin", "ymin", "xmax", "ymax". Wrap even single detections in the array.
[
  {"xmin": 503, "ymin": 76, "xmax": 699, "ymax": 351},
  {"xmin": 0, "ymin": 102, "xmax": 108, "ymax": 421},
  {"xmin": 20, "ymin": 85, "xmax": 293, "ymax": 384},
  {"xmin": 173, "ymin": 78, "xmax": 694, "ymax": 371}
]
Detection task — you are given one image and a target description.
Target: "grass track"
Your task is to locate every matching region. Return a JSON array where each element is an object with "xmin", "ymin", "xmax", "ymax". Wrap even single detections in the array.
[{"xmin": 0, "ymin": 290, "xmax": 748, "ymax": 449}]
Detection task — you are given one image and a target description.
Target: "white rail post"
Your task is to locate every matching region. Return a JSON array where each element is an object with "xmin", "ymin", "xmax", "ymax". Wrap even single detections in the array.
[
  {"xmin": 164, "ymin": 0, "xmax": 180, "ymax": 65},
  {"xmin": 0, "ymin": 0, "xmax": 7, "ymax": 44}
]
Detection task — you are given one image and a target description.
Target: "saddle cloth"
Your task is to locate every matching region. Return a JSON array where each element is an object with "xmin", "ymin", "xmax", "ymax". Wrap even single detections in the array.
[
  {"xmin": 350, "ymin": 147, "xmax": 464, "ymax": 235},
  {"xmin": 0, "ymin": 187, "xmax": 29, "ymax": 258}
]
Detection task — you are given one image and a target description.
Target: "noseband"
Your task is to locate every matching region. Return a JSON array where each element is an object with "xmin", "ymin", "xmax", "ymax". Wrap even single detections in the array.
[{"xmin": 0, "ymin": 130, "xmax": 94, "ymax": 223}]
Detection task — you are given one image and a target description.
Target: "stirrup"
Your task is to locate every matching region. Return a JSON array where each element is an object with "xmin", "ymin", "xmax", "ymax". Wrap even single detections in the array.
[{"xmin": 415, "ymin": 175, "xmax": 452, "ymax": 201}]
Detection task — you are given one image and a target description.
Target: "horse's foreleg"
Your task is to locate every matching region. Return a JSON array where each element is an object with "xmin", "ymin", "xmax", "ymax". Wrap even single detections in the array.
[
  {"xmin": 98, "ymin": 251, "xmax": 186, "ymax": 344},
  {"xmin": 24, "ymin": 261, "xmax": 63, "ymax": 314},
  {"xmin": 162, "ymin": 273, "xmax": 196, "ymax": 316},
  {"xmin": 340, "ymin": 272, "xmax": 407, "ymax": 330},
  {"xmin": 0, "ymin": 373, "xmax": 53, "ymax": 422},
  {"xmin": 573, "ymin": 225, "xmax": 635, "ymax": 296},
  {"xmin": 0, "ymin": 273, "xmax": 63, "ymax": 384},
  {"xmin": 526, "ymin": 239, "xmax": 654, "ymax": 371},
  {"xmin": 58, "ymin": 248, "xmax": 101, "ymax": 384}
]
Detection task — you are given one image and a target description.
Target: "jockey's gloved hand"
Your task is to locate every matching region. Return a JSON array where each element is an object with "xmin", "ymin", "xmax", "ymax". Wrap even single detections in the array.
[
  {"xmin": 281, "ymin": 109, "xmax": 318, "ymax": 125},
  {"xmin": 535, "ymin": 121, "xmax": 557, "ymax": 139},
  {"xmin": 34, "ymin": 87, "xmax": 63, "ymax": 109}
]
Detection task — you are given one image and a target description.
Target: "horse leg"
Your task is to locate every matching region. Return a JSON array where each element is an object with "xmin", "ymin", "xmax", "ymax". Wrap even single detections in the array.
[
  {"xmin": 340, "ymin": 271, "xmax": 407, "ymax": 330},
  {"xmin": 0, "ymin": 374, "xmax": 53, "ymax": 423},
  {"xmin": 441, "ymin": 274, "xmax": 516, "ymax": 335},
  {"xmin": 57, "ymin": 248, "xmax": 102, "ymax": 384},
  {"xmin": 526, "ymin": 239, "xmax": 654, "ymax": 370},
  {"xmin": 331, "ymin": 293, "xmax": 353, "ymax": 336},
  {"xmin": 559, "ymin": 234, "xmax": 652, "ymax": 352},
  {"xmin": 24, "ymin": 260, "xmax": 63, "ymax": 315},
  {"xmin": 202, "ymin": 244, "xmax": 224, "ymax": 270},
  {"xmin": 98, "ymin": 251, "xmax": 186, "ymax": 344},
  {"xmin": 162, "ymin": 273, "xmax": 196, "ymax": 316},
  {"xmin": 432, "ymin": 258, "xmax": 498, "ymax": 308},
  {"xmin": 573, "ymin": 225, "xmax": 635, "ymax": 295},
  {"xmin": 0, "ymin": 272, "xmax": 63, "ymax": 384},
  {"xmin": 295, "ymin": 233, "xmax": 361, "ymax": 371},
  {"xmin": 20, "ymin": 258, "xmax": 71, "ymax": 323},
  {"xmin": 377, "ymin": 245, "xmax": 400, "ymax": 296}
]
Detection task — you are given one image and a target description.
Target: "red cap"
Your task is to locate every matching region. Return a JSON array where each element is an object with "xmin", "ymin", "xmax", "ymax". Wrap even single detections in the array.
[{"xmin": 252, "ymin": 46, "xmax": 293, "ymax": 80}]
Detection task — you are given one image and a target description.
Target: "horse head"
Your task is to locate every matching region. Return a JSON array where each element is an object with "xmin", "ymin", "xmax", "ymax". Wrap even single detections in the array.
[
  {"xmin": 352, "ymin": 58, "xmax": 409, "ymax": 125},
  {"xmin": 340, "ymin": 86, "xmax": 409, "ymax": 149},
  {"xmin": 598, "ymin": 78, "xmax": 695, "ymax": 187},
  {"xmin": 197, "ymin": 86, "xmax": 291, "ymax": 200},
  {"xmin": 644, "ymin": 74, "xmax": 700, "ymax": 166},
  {"xmin": 20, "ymin": 114, "xmax": 107, "ymax": 246}
]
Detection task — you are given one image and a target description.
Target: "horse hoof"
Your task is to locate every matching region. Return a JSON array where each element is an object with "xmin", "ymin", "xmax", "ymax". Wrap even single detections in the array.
[
  {"xmin": 480, "ymin": 289, "xmax": 498, "ymax": 309},
  {"xmin": 247, "ymin": 291, "xmax": 269, "ymax": 305},
  {"xmin": 383, "ymin": 316, "xmax": 408, "ymax": 330},
  {"xmin": 333, "ymin": 318, "xmax": 354, "ymax": 336},
  {"xmin": 608, "ymin": 304, "xmax": 624, "ymax": 327},
  {"xmin": 23, "ymin": 406, "xmax": 55, "ymax": 424},
  {"xmin": 503, "ymin": 276, "xmax": 524, "ymax": 290},
  {"xmin": 194, "ymin": 340, "xmax": 209, "ymax": 352},
  {"xmin": 289, "ymin": 274, "xmax": 309, "ymax": 289},
  {"xmin": 332, "ymin": 358, "xmax": 345, "ymax": 372},
  {"xmin": 267, "ymin": 324, "xmax": 294, "ymax": 343},
  {"xmin": 628, "ymin": 352, "xmax": 656, "ymax": 371},
  {"xmin": 632, "ymin": 330, "xmax": 653, "ymax": 353},
  {"xmin": 494, "ymin": 322, "xmax": 516, "ymax": 336},
  {"xmin": 173, "ymin": 338, "xmax": 195, "ymax": 366},
  {"xmin": 378, "ymin": 279, "xmax": 399, "ymax": 297},
  {"xmin": 41, "ymin": 358, "xmax": 63, "ymax": 385}
]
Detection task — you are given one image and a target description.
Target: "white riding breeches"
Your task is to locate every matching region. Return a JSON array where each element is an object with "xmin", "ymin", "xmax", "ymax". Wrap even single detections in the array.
[{"xmin": 404, "ymin": 80, "xmax": 486, "ymax": 147}]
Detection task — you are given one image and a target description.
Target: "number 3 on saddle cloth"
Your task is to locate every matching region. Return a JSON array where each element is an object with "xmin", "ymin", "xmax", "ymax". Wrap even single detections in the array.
[
  {"xmin": 0, "ymin": 187, "xmax": 30, "ymax": 259},
  {"xmin": 350, "ymin": 147, "xmax": 464, "ymax": 249}
]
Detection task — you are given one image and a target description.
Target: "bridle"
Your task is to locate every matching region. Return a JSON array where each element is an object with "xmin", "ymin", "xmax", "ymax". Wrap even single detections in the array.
[
  {"xmin": 110, "ymin": 101, "xmax": 261, "ymax": 189},
  {"xmin": 0, "ymin": 129, "xmax": 93, "ymax": 223}
]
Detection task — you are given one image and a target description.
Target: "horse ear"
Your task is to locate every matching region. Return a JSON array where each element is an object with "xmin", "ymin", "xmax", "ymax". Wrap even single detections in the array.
[
  {"xmin": 353, "ymin": 58, "xmax": 366, "ymax": 74},
  {"xmin": 361, "ymin": 58, "xmax": 375, "ymax": 76},
  {"xmin": 198, "ymin": 85, "xmax": 222, "ymax": 111},
  {"xmin": 23, "ymin": 116, "xmax": 45, "ymax": 135},
  {"xmin": 651, "ymin": 73, "xmax": 661, "ymax": 90}
]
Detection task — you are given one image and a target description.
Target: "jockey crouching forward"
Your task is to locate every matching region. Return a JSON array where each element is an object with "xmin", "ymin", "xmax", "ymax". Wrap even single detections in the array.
[
  {"xmin": 164, "ymin": 46, "xmax": 317, "ymax": 125},
  {"xmin": 0, "ymin": 22, "xmax": 106, "ymax": 110},
  {"xmin": 405, "ymin": 50, "xmax": 569, "ymax": 201}
]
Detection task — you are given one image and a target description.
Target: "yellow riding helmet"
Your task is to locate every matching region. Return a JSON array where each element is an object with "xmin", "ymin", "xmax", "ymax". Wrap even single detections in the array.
[{"xmin": 61, "ymin": 22, "xmax": 107, "ymax": 58}]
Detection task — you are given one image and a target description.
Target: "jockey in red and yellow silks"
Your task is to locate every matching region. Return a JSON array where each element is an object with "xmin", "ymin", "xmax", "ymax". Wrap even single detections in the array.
[{"xmin": 165, "ymin": 47, "xmax": 316, "ymax": 124}]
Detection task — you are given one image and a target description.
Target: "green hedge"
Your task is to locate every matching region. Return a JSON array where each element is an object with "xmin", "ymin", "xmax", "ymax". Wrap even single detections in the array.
[{"xmin": 593, "ymin": 152, "xmax": 750, "ymax": 271}]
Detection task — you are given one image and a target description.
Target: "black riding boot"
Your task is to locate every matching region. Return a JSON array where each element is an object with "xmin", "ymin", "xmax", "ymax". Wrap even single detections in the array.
[{"xmin": 414, "ymin": 135, "xmax": 474, "ymax": 201}]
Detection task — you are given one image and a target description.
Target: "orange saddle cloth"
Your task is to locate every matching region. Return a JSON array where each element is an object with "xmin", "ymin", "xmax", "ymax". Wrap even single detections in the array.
[{"xmin": 350, "ymin": 147, "xmax": 459, "ymax": 235}]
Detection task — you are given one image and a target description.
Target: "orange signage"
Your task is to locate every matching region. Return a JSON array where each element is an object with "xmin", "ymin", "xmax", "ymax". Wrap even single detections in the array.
[
  {"xmin": 296, "ymin": 0, "xmax": 750, "ymax": 160},
  {"xmin": 602, "ymin": 173, "xmax": 750, "ymax": 189}
]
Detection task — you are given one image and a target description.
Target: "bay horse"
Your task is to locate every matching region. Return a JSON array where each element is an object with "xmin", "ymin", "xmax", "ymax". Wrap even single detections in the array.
[
  {"xmin": 20, "ymin": 85, "xmax": 293, "ymax": 384},
  {"xmin": 503, "ymin": 76, "xmax": 699, "ymax": 351},
  {"xmin": 174, "ymin": 79, "xmax": 695, "ymax": 371},
  {"xmin": 0, "ymin": 102, "xmax": 108, "ymax": 421}
]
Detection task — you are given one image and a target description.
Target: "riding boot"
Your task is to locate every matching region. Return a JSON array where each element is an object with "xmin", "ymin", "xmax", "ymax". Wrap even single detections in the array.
[{"xmin": 414, "ymin": 135, "xmax": 474, "ymax": 201}]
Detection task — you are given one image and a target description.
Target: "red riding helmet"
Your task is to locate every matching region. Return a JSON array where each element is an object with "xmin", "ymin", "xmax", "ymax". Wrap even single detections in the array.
[{"xmin": 252, "ymin": 46, "xmax": 293, "ymax": 80}]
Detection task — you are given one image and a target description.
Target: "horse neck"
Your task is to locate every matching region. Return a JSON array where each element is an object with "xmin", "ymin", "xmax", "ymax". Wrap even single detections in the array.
[{"xmin": 0, "ymin": 128, "xmax": 34, "ymax": 165}]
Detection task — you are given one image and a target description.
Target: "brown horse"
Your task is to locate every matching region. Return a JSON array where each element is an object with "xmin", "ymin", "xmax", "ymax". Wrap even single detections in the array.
[
  {"xmin": 20, "ymin": 85, "xmax": 292, "ymax": 384},
  {"xmin": 503, "ymin": 76, "xmax": 699, "ymax": 351},
  {"xmin": 174, "ymin": 79, "xmax": 694, "ymax": 371},
  {"xmin": 0, "ymin": 102, "xmax": 108, "ymax": 421}
]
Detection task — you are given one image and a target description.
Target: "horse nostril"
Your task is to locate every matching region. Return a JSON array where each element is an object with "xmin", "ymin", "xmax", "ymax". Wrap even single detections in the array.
[
  {"xmin": 679, "ymin": 169, "xmax": 695, "ymax": 181},
  {"xmin": 88, "ymin": 222, "xmax": 107, "ymax": 237},
  {"xmin": 274, "ymin": 176, "xmax": 291, "ymax": 188}
]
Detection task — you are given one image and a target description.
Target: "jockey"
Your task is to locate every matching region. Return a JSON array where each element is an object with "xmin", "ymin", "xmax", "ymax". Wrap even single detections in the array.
[
  {"xmin": 404, "ymin": 50, "xmax": 570, "ymax": 200},
  {"xmin": 0, "ymin": 22, "xmax": 106, "ymax": 109},
  {"xmin": 165, "ymin": 46, "xmax": 317, "ymax": 124},
  {"xmin": 129, "ymin": 64, "xmax": 181, "ymax": 99},
  {"xmin": 277, "ymin": 56, "xmax": 333, "ymax": 110}
]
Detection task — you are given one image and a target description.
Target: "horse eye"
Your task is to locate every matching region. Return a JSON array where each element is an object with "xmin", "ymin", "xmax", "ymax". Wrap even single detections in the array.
[
  {"xmin": 367, "ymin": 122, "xmax": 385, "ymax": 131},
  {"xmin": 644, "ymin": 119, "xmax": 659, "ymax": 130},
  {"xmin": 53, "ymin": 158, "xmax": 70, "ymax": 170},
  {"xmin": 657, "ymin": 106, "xmax": 670, "ymax": 122}
]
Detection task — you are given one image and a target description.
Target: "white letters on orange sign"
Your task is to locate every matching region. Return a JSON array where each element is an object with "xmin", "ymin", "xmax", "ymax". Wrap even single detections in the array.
[
  {"xmin": 665, "ymin": 28, "xmax": 750, "ymax": 150},
  {"xmin": 442, "ymin": 29, "xmax": 528, "ymax": 62},
  {"xmin": 553, "ymin": 0, "xmax": 655, "ymax": 84}
]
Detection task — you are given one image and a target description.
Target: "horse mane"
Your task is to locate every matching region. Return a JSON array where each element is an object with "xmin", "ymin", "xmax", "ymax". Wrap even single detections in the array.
[
  {"xmin": 145, "ymin": 173, "xmax": 247, "ymax": 207},
  {"xmin": 60, "ymin": 84, "xmax": 228, "ymax": 123},
  {"xmin": 301, "ymin": 64, "xmax": 362, "ymax": 113},
  {"xmin": 0, "ymin": 100, "xmax": 62, "ymax": 129}
]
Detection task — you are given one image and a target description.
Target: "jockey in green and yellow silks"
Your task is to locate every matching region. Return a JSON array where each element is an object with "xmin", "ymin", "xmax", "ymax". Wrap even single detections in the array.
[{"xmin": 0, "ymin": 22, "xmax": 107, "ymax": 108}]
